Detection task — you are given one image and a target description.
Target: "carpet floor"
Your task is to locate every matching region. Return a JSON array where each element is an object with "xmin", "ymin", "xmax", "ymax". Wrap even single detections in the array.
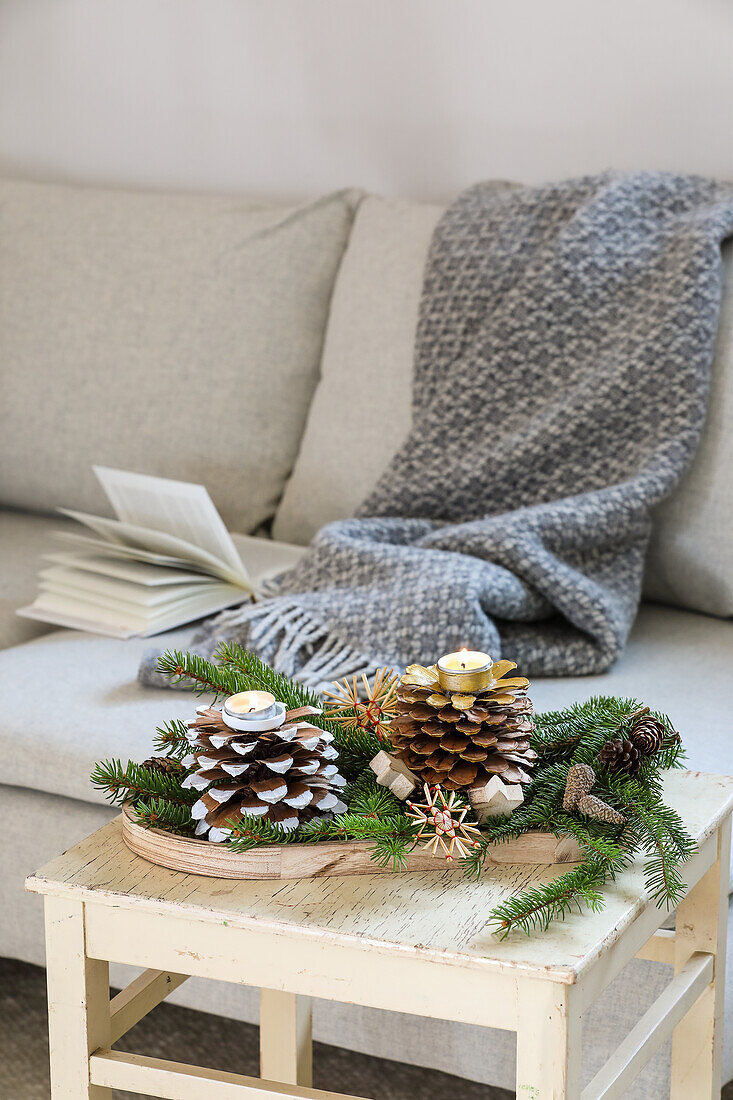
[{"xmin": 4, "ymin": 955, "xmax": 732, "ymax": 1099}]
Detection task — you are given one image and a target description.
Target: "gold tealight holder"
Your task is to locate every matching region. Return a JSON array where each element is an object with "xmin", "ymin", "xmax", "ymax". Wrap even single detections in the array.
[{"xmin": 436, "ymin": 650, "xmax": 494, "ymax": 693}]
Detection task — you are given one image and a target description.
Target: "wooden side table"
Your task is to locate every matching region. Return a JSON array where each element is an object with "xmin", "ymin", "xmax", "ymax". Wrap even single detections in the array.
[{"xmin": 26, "ymin": 770, "xmax": 732, "ymax": 1100}]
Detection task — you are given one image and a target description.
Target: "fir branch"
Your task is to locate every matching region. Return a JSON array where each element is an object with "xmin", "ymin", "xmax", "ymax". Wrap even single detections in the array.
[
  {"xmin": 90, "ymin": 758, "xmax": 197, "ymax": 807},
  {"xmin": 226, "ymin": 812, "xmax": 299, "ymax": 850},
  {"xmin": 213, "ymin": 643, "xmax": 378, "ymax": 769},
  {"xmin": 215, "ymin": 642, "xmax": 322, "ymax": 711},
  {"xmin": 346, "ymin": 776, "xmax": 402, "ymax": 818},
  {"xmin": 131, "ymin": 798, "xmax": 197, "ymax": 837},
  {"xmin": 153, "ymin": 718, "xmax": 192, "ymax": 760},
  {"xmin": 156, "ymin": 649, "xmax": 243, "ymax": 699},
  {"xmin": 489, "ymin": 855, "xmax": 612, "ymax": 938},
  {"xmin": 371, "ymin": 833, "xmax": 412, "ymax": 870},
  {"xmin": 468, "ymin": 696, "xmax": 692, "ymax": 928}
]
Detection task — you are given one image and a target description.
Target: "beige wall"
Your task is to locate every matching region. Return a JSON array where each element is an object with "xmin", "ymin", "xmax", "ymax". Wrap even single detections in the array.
[{"xmin": 0, "ymin": 0, "xmax": 731, "ymax": 199}]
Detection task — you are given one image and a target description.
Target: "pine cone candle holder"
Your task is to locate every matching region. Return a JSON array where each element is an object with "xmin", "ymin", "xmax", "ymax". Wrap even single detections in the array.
[
  {"xmin": 183, "ymin": 706, "xmax": 346, "ymax": 842},
  {"xmin": 598, "ymin": 737, "xmax": 641, "ymax": 777},
  {"xmin": 388, "ymin": 658, "xmax": 537, "ymax": 790}
]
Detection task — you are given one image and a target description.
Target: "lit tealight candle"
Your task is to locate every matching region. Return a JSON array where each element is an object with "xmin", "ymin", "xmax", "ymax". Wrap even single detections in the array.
[
  {"xmin": 437, "ymin": 649, "xmax": 493, "ymax": 693},
  {"xmin": 227, "ymin": 691, "xmax": 276, "ymax": 716},
  {"xmin": 222, "ymin": 691, "xmax": 286, "ymax": 732}
]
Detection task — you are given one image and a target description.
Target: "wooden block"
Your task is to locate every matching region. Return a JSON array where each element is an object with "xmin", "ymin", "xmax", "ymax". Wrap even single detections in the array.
[
  {"xmin": 369, "ymin": 750, "xmax": 417, "ymax": 800},
  {"xmin": 468, "ymin": 775, "xmax": 524, "ymax": 823}
]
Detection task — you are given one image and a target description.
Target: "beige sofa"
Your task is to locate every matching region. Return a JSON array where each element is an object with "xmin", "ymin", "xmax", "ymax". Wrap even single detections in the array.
[{"xmin": 1, "ymin": 177, "xmax": 732, "ymax": 1097}]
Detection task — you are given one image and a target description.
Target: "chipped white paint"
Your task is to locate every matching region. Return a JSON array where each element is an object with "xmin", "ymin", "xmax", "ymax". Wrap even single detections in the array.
[{"xmin": 27, "ymin": 770, "xmax": 733, "ymax": 1100}]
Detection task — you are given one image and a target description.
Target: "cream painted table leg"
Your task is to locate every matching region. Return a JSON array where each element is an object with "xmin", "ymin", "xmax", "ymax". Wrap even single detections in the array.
[
  {"xmin": 516, "ymin": 978, "xmax": 582, "ymax": 1100},
  {"xmin": 671, "ymin": 815, "xmax": 731, "ymax": 1100},
  {"xmin": 44, "ymin": 897, "xmax": 111, "ymax": 1099},
  {"xmin": 259, "ymin": 988, "xmax": 313, "ymax": 1087}
]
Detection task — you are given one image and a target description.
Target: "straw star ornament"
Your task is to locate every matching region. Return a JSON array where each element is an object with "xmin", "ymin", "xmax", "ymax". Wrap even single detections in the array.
[
  {"xmin": 323, "ymin": 668, "xmax": 399, "ymax": 741},
  {"xmin": 406, "ymin": 783, "xmax": 483, "ymax": 862}
]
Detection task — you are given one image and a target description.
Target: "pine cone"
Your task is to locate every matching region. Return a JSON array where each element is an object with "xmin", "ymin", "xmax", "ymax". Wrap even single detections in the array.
[
  {"xmin": 142, "ymin": 756, "xmax": 186, "ymax": 778},
  {"xmin": 598, "ymin": 737, "xmax": 641, "ymax": 777},
  {"xmin": 577, "ymin": 793, "xmax": 625, "ymax": 825},
  {"xmin": 563, "ymin": 763, "xmax": 596, "ymax": 811},
  {"xmin": 182, "ymin": 707, "xmax": 346, "ymax": 842},
  {"xmin": 628, "ymin": 714, "xmax": 666, "ymax": 757},
  {"xmin": 388, "ymin": 661, "xmax": 537, "ymax": 791}
]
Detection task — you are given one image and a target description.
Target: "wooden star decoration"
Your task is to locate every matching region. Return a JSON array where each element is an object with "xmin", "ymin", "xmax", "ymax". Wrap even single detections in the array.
[{"xmin": 406, "ymin": 783, "xmax": 483, "ymax": 862}]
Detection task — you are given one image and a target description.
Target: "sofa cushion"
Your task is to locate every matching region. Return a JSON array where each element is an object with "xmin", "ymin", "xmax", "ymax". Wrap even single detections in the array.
[
  {"xmin": 0, "ymin": 627, "xmax": 197, "ymax": 803},
  {"xmin": 0, "ymin": 509, "xmax": 78, "ymax": 649},
  {"xmin": 272, "ymin": 196, "xmax": 440, "ymax": 544},
  {"xmin": 0, "ymin": 178, "xmax": 359, "ymax": 533},
  {"xmin": 643, "ymin": 240, "xmax": 733, "ymax": 616},
  {"xmin": 274, "ymin": 194, "xmax": 733, "ymax": 620}
]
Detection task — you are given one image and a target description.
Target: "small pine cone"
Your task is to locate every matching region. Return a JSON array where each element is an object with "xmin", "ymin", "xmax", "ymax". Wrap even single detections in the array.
[
  {"xmin": 562, "ymin": 763, "xmax": 596, "ymax": 811},
  {"xmin": 598, "ymin": 737, "xmax": 641, "ymax": 777},
  {"xmin": 577, "ymin": 793, "xmax": 625, "ymax": 825},
  {"xmin": 629, "ymin": 715, "xmax": 666, "ymax": 757},
  {"xmin": 142, "ymin": 756, "xmax": 185, "ymax": 778}
]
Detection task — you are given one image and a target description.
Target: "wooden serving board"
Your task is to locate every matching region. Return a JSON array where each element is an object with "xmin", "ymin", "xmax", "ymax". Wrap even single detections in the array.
[{"xmin": 121, "ymin": 807, "xmax": 583, "ymax": 879}]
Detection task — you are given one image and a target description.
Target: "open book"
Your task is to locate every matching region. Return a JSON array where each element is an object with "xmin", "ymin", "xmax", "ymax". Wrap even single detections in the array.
[{"xmin": 17, "ymin": 467, "xmax": 305, "ymax": 638}]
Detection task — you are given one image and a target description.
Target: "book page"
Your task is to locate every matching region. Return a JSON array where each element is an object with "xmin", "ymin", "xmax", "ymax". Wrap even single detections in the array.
[
  {"xmin": 18, "ymin": 582, "xmax": 246, "ymax": 637},
  {"xmin": 43, "ymin": 552, "xmax": 213, "ymax": 586},
  {"xmin": 59, "ymin": 509, "xmax": 251, "ymax": 590},
  {"xmin": 53, "ymin": 529, "xmax": 210, "ymax": 572},
  {"xmin": 94, "ymin": 466, "xmax": 246, "ymax": 579},
  {"xmin": 232, "ymin": 534, "xmax": 306, "ymax": 594}
]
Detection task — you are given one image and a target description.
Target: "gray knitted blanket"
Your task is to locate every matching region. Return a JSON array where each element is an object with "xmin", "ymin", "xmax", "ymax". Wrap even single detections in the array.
[{"xmin": 141, "ymin": 173, "xmax": 733, "ymax": 689}]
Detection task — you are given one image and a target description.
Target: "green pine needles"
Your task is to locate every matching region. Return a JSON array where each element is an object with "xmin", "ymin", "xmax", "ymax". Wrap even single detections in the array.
[
  {"xmin": 473, "ymin": 696, "xmax": 693, "ymax": 937},
  {"xmin": 91, "ymin": 647, "xmax": 695, "ymax": 939},
  {"xmin": 90, "ymin": 757, "xmax": 200, "ymax": 836}
]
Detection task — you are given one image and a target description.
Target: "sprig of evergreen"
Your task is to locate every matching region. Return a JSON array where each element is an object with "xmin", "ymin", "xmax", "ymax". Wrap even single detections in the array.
[
  {"xmin": 215, "ymin": 642, "xmax": 380, "ymax": 778},
  {"xmin": 157, "ymin": 643, "xmax": 378, "ymax": 780},
  {"xmin": 153, "ymin": 718, "xmax": 192, "ymax": 760},
  {"xmin": 215, "ymin": 642, "xmax": 323, "ymax": 712},
  {"xmin": 489, "ymin": 854, "xmax": 620, "ymax": 937},
  {"xmin": 472, "ymin": 695, "xmax": 694, "ymax": 937},
  {"xmin": 156, "ymin": 649, "xmax": 243, "ymax": 699},
  {"xmin": 90, "ymin": 758, "xmax": 197, "ymax": 807},
  {"xmin": 130, "ymin": 798, "xmax": 197, "ymax": 837}
]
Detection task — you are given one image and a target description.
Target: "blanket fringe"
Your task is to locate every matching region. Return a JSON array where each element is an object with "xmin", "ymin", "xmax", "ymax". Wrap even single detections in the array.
[{"xmin": 195, "ymin": 597, "xmax": 379, "ymax": 692}]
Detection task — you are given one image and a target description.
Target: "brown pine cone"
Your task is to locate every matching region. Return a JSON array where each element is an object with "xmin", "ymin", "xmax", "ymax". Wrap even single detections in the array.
[
  {"xmin": 577, "ymin": 793, "xmax": 625, "ymax": 826},
  {"xmin": 598, "ymin": 737, "xmax": 641, "ymax": 777},
  {"xmin": 388, "ymin": 661, "xmax": 537, "ymax": 791},
  {"xmin": 562, "ymin": 763, "xmax": 596, "ymax": 811},
  {"xmin": 142, "ymin": 756, "xmax": 186, "ymax": 778},
  {"xmin": 628, "ymin": 715, "xmax": 666, "ymax": 757}
]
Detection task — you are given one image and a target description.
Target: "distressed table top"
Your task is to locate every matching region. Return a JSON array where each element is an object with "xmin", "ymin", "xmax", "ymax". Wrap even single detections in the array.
[{"xmin": 27, "ymin": 770, "xmax": 733, "ymax": 984}]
